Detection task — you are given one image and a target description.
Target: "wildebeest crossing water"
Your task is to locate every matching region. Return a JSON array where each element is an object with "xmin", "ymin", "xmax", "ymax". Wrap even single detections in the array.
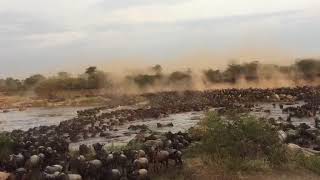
[
  {"xmin": 0, "ymin": 103, "xmax": 315, "ymax": 130},
  {"xmin": 68, "ymin": 111, "xmax": 203, "ymax": 151},
  {"xmin": 0, "ymin": 107, "xmax": 203, "ymax": 149},
  {"xmin": 2, "ymin": 86, "xmax": 320, "ymax": 179},
  {"xmin": 1, "ymin": 101, "xmax": 316, "ymax": 149}
]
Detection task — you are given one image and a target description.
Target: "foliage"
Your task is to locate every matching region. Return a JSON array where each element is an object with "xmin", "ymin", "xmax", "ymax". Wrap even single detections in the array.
[
  {"xmin": 126, "ymin": 140, "xmax": 144, "ymax": 151},
  {"xmin": 86, "ymin": 71, "xmax": 109, "ymax": 89},
  {"xmin": 295, "ymin": 59, "xmax": 320, "ymax": 80},
  {"xmin": 57, "ymin": 72, "xmax": 71, "ymax": 79},
  {"xmin": 198, "ymin": 112, "xmax": 287, "ymax": 171},
  {"xmin": 0, "ymin": 134, "xmax": 15, "ymax": 161},
  {"xmin": 203, "ymin": 69, "xmax": 223, "ymax": 83},
  {"xmin": 223, "ymin": 61, "xmax": 259, "ymax": 83},
  {"xmin": 152, "ymin": 64, "xmax": 162, "ymax": 75},
  {"xmin": 104, "ymin": 143, "xmax": 126, "ymax": 152},
  {"xmin": 293, "ymin": 152, "xmax": 320, "ymax": 175},
  {"xmin": 0, "ymin": 78, "xmax": 24, "ymax": 92},
  {"xmin": 168, "ymin": 70, "xmax": 192, "ymax": 83},
  {"xmin": 130, "ymin": 74, "xmax": 162, "ymax": 88},
  {"xmin": 24, "ymin": 74, "xmax": 46, "ymax": 88},
  {"xmin": 1, "ymin": 60, "xmax": 320, "ymax": 95},
  {"xmin": 124, "ymin": 65, "xmax": 164, "ymax": 88},
  {"xmin": 85, "ymin": 66, "xmax": 97, "ymax": 75},
  {"xmin": 34, "ymin": 67, "xmax": 111, "ymax": 97}
]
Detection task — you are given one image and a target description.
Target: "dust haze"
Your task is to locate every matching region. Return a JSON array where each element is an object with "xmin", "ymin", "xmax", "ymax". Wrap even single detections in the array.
[
  {"xmin": 2, "ymin": 47, "xmax": 319, "ymax": 97},
  {"xmin": 88, "ymin": 49, "xmax": 317, "ymax": 95}
]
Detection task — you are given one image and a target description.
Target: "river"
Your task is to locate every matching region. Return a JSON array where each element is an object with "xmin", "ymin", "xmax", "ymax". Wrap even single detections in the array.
[{"xmin": 0, "ymin": 101, "xmax": 317, "ymax": 149}]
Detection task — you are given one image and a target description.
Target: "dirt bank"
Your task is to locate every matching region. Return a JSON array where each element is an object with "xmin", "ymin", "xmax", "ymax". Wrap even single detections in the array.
[
  {"xmin": 0, "ymin": 94, "xmax": 143, "ymax": 111},
  {"xmin": 153, "ymin": 157, "xmax": 320, "ymax": 180}
]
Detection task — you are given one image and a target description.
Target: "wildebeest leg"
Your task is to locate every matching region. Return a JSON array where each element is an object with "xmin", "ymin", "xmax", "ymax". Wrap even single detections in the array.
[
  {"xmin": 65, "ymin": 162, "xmax": 70, "ymax": 173},
  {"xmin": 174, "ymin": 158, "xmax": 178, "ymax": 166},
  {"xmin": 122, "ymin": 166, "xmax": 126, "ymax": 177},
  {"xmin": 160, "ymin": 161, "xmax": 165, "ymax": 171},
  {"xmin": 153, "ymin": 161, "xmax": 157, "ymax": 173},
  {"xmin": 156, "ymin": 161, "xmax": 160, "ymax": 173}
]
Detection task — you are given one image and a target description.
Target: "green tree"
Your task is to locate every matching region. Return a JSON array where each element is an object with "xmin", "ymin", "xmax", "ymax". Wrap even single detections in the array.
[
  {"xmin": 87, "ymin": 71, "xmax": 109, "ymax": 89},
  {"xmin": 224, "ymin": 63, "xmax": 244, "ymax": 83},
  {"xmin": 133, "ymin": 74, "xmax": 159, "ymax": 88},
  {"xmin": 243, "ymin": 61, "xmax": 259, "ymax": 81},
  {"xmin": 151, "ymin": 64, "xmax": 162, "ymax": 75},
  {"xmin": 199, "ymin": 113, "xmax": 287, "ymax": 170},
  {"xmin": 5, "ymin": 78, "xmax": 23, "ymax": 91},
  {"xmin": 57, "ymin": 72, "xmax": 70, "ymax": 79},
  {"xmin": 0, "ymin": 134, "xmax": 16, "ymax": 162},
  {"xmin": 295, "ymin": 59, "xmax": 320, "ymax": 80},
  {"xmin": 85, "ymin": 66, "xmax": 97, "ymax": 75},
  {"xmin": 0, "ymin": 79, "xmax": 6, "ymax": 91},
  {"xmin": 24, "ymin": 74, "xmax": 45, "ymax": 88},
  {"xmin": 168, "ymin": 71, "xmax": 192, "ymax": 83},
  {"xmin": 203, "ymin": 69, "xmax": 222, "ymax": 83}
]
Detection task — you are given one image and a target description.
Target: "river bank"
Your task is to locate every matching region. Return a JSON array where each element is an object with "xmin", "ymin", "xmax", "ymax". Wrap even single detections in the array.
[{"xmin": 0, "ymin": 93, "xmax": 146, "ymax": 111}]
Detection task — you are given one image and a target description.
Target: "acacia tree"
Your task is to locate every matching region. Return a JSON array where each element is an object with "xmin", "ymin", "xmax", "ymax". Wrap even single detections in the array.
[
  {"xmin": 168, "ymin": 71, "xmax": 192, "ymax": 83},
  {"xmin": 224, "ymin": 63, "xmax": 244, "ymax": 83},
  {"xmin": 24, "ymin": 74, "xmax": 46, "ymax": 89},
  {"xmin": 84, "ymin": 66, "xmax": 109, "ymax": 89},
  {"xmin": 295, "ymin": 59, "xmax": 320, "ymax": 80},
  {"xmin": 5, "ymin": 78, "xmax": 24, "ymax": 92},
  {"xmin": 85, "ymin": 66, "xmax": 97, "ymax": 75},
  {"xmin": 242, "ymin": 61, "xmax": 259, "ymax": 81},
  {"xmin": 152, "ymin": 64, "xmax": 162, "ymax": 75},
  {"xmin": 57, "ymin": 72, "xmax": 70, "ymax": 79},
  {"xmin": 203, "ymin": 69, "xmax": 222, "ymax": 83}
]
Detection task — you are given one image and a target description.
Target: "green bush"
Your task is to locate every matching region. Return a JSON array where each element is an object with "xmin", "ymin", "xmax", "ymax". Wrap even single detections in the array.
[
  {"xmin": 132, "ymin": 74, "xmax": 162, "ymax": 88},
  {"xmin": 294, "ymin": 152, "xmax": 320, "ymax": 175},
  {"xmin": 295, "ymin": 59, "xmax": 320, "ymax": 80},
  {"xmin": 0, "ymin": 134, "xmax": 15, "ymax": 161},
  {"xmin": 199, "ymin": 112, "xmax": 287, "ymax": 171},
  {"xmin": 203, "ymin": 69, "xmax": 223, "ymax": 83},
  {"xmin": 168, "ymin": 71, "xmax": 192, "ymax": 83}
]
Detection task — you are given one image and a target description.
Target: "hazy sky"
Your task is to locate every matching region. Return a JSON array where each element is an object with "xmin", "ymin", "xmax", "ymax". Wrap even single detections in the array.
[{"xmin": 1, "ymin": 0, "xmax": 320, "ymax": 77}]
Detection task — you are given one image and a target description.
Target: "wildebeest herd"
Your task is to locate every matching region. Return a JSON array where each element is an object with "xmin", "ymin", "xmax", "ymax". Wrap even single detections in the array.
[{"xmin": 1, "ymin": 86, "xmax": 320, "ymax": 180}]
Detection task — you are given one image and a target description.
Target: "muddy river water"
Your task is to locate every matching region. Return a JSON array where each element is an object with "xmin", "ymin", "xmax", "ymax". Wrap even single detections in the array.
[
  {"xmin": 0, "ymin": 107, "xmax": 92, "ymax": 132},
  {"xmin": 0, "ymin": 106, "xmax": 203, "ymax": 149},
  {"xmin": 0, "ymin": 101, "xmax": 318, "ymax": 149}
]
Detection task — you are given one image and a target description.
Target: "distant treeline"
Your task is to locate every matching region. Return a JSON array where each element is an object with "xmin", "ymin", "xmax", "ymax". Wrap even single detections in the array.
[
  {"xmin": 0, "ymin": 67, "xmax": 110, "ymax": 97},
  {"xmin": 1, "ymin": 59, "xmax": 320, "ymax": 97}
]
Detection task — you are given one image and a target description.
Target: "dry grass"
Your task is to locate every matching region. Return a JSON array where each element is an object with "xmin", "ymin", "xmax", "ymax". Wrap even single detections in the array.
[{"xmin": 152, "ymin": 157, "xmax": 320, "ymax": 180}]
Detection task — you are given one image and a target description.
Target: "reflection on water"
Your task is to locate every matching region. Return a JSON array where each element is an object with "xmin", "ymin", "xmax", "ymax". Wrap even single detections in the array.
[
  {"xmin": 69, "ymin": 111, "xmax": 203, "ymax": 150},
  {"xmin": 251, "ymin": 101, "xmax": 318, "ymax": 128},
  {"xmin": 0, "ymin": 105, "xmax": 203, "ymax": 149},
  {"xmin": 0, "ymin": 107, "xmax": 92, "ymax": 132},
  {"xmin": 1, "ymin": 101, "xmax": 318, "ymax": 149}
]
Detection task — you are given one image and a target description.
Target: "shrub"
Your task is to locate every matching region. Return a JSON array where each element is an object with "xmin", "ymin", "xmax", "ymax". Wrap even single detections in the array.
[
  {"xmin": 24, "ymin": 74, "xmax": 46, "ymax": 89},
  {"xmin": 168, "ymin": 71, "xmax": 192, "ymax": 83},
  {"xmin": 293, "ymin": 152, "xmax": 320, "ymax": 175},
  {"xmin": 0, "ymin": 134, "xmax": 15, "ymax": 161},
  {"xmin": 132, "ymin": 74, "xmax": 162, "ymax": 88},
  {"xmin": 199, "ymin": 112, "xmax": 287, "ymax": 171},
  {"xmin": 203, "ymin": 69, "xmax": 223, "ymax": 83},
  {"xmin": 295, "ymin": 59, "xmax": 320, "ymax": 80}
]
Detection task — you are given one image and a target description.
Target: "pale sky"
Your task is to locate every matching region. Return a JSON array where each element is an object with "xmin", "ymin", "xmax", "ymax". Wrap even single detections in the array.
[{"xmin": 0, "ymin": 0, "xmax": 320, "ymax": 77}]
